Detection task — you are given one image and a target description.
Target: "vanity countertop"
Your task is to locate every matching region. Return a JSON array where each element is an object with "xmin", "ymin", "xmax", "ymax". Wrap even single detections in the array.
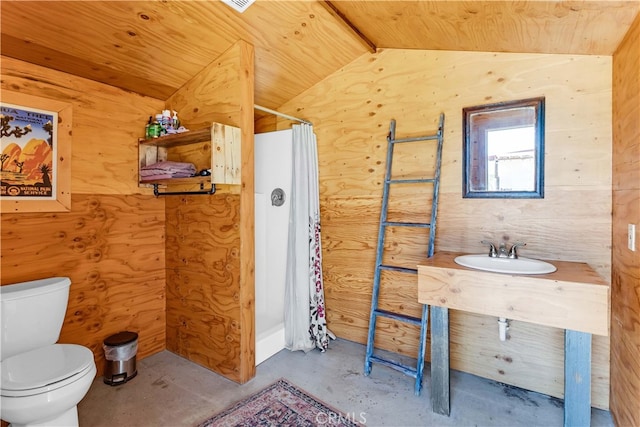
[{"xmin": 417, "ymin": 251, "xmax": 609, "ymax": 336}]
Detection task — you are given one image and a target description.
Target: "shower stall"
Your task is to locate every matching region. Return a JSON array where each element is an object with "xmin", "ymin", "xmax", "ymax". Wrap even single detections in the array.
[{"xmin": 254, "ymin": 129, "xmax": 292, "ymax": 365}]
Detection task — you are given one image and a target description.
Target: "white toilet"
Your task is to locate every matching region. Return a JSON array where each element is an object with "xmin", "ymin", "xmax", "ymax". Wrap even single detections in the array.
[{"xmin": 1, "ymin": 277, "xmax": 97, "ymax": 427}]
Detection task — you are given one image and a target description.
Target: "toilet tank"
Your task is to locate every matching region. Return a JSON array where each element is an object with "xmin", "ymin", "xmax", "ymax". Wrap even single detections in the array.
[{"xmin": 0, "ymin": 277, "xmax": 71, "ymax": 361}]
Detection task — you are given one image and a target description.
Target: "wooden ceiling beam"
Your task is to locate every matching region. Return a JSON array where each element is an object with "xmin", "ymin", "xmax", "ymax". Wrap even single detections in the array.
[{"xmin": 320, "ymin": 1, "xmax": 377, "ymax": 53}]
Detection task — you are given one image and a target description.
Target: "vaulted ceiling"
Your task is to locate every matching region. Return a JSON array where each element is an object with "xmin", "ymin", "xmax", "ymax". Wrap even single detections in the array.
[{"xmin": 2, "ymin": 1, "xmax": 639, "ymax": 109}]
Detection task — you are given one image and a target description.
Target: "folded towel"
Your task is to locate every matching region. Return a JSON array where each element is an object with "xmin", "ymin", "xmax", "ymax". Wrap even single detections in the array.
[
  {"xmin": 140, "ymin": 173, "xmax": 195, "ymax": 181},
  {"xmin": 140, "ymin": 161, "xmax": 196, "ymax": 178}
]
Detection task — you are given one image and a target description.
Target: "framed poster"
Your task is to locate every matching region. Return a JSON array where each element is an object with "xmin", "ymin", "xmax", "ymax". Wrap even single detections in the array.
[{"xmin": 1, "ymin": 92, "xmax": 71, "ymax": 213}]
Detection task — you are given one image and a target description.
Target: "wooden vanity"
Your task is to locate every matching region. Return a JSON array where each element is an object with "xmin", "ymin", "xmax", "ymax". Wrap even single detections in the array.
[{"xmin": 417, "ymin": 251, "xmax": 610, "ymax": 427}]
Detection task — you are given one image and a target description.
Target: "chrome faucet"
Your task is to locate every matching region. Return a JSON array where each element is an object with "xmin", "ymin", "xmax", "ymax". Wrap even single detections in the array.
[
  {"xmin": 498, "ymin": 243, "xmax": 509, "ymax": 258},
  {"xmin": 481, "ymin": 240, "xmax": 497, "ymax": 257},
  {"xmin": 481, "ymin": 240, "xmax": 526, "ymax": 258},
  {"xmin": 508, "ymin": 242, "xmax": 526, "ymax": 259}
]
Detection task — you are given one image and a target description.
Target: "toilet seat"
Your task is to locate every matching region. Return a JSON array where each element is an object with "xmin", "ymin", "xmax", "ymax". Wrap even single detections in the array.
[{"xmin": 1, "ymin": 344, "xmax": 94, "ymax": 397}]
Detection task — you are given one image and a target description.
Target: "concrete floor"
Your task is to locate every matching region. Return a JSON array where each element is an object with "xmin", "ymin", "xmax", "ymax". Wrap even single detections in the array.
[{"xmin": 78, "ymin": 338, "xmax": 614, "ymax": 427}]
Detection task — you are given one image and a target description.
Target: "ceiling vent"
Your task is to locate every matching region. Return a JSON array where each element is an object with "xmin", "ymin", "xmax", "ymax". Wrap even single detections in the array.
[{"xmin": 221, "ymin": 0, "xmax": 255, "ymax": 13}]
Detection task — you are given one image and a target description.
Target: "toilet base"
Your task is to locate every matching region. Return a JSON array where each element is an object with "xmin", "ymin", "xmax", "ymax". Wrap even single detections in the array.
[
  {"xmin": 8, "ymin": 406, "xmax": 78, "ymax": 427},
  {"xmin": 1, "ymin": 360, "xmax": 95, "ymax": 427}
]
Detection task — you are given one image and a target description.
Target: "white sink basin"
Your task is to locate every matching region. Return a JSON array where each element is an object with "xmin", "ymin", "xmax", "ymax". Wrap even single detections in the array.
[{"xmin": 454, "ymin": 254, "xmax": 557, "ymax": 275}]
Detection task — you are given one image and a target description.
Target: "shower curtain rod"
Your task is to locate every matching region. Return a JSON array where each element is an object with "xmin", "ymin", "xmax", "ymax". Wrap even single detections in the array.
[{"xmin": 254, "ymin": 104, "xmax": 312, "ymax": 125}]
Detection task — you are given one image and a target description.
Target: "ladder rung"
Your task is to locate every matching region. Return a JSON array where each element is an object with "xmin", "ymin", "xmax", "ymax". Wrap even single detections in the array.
[
  {"xmin": 383, "ymin": 221, "xmax": 431, "ymax": 228},
  {"xmin": 379, "ymin": 265, "xmax": 418, "ymax": 274},
  {"xmin": 391, "ymin": 134, "xmax": 440, "ymax": 144},
  {"xmin": 373, "ymin": 309, "xmax": 422, "ymax": 325},
  {"xmin": 388, "ymin": 178, "xmax": 436, "ymax": 184},
  {"xmin": 368, "ymin": 355, "xmax": 418, "ymax": 378}
]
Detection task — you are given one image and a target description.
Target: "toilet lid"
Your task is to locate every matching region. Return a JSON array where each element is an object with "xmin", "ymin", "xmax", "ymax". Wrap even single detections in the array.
[{"xmin": 1, "ymin": 344, "xmax": 94, "ymax": 394}]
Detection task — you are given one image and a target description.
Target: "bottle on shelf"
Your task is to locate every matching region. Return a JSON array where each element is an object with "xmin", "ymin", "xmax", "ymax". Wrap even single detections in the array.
[
  {"xmin": 147, "ymin": 116, "xmax": 162, "ymax": 139},
  {"xmin": 172, "ymin": 111, "xmax": 180, "ymax": 130},
  {"xmin": 144, "ymin": 116, "xmax": 152, "ymax": 138}
]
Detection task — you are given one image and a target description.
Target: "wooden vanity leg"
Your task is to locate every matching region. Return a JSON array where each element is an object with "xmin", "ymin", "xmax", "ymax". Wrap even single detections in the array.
[
  {"xmin": 564, "ymin": 330, "xmax": 591, "ymax": 427},
  {"xmin": 430, "ymin": 306, "xmax": 450, "ymax": 416}
]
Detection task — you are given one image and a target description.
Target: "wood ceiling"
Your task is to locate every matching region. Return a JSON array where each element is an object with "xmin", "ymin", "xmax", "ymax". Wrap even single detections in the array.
[{"xmin": 1, "ymin": 1, "xmax": 638, "ymax": 109}]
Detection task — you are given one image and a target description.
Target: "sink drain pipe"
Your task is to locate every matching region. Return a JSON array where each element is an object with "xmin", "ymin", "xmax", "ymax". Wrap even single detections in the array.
[{"xmin": 498, "ymin": 317, "xmax": 509, "ymax": 341}]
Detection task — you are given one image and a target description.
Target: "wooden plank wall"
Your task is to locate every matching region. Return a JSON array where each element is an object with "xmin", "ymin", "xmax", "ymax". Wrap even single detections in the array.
[
  {"xmin": 611, "ymin": 13, "xmax": 640, "ymax": 427},
  {"xmin": 277, "ymin": 49, "xmax": 612, "ymax": 408},
  {"xmin": 165, "ymin": 194, "xmax": 242, "ymax": 378},
  {"xmin": 0, "ymin": 57, "xmax": 167, "ymax": 375},
  {"xmin": 164, "ymin": 40, "xmax": 256, "ymax": 383}
]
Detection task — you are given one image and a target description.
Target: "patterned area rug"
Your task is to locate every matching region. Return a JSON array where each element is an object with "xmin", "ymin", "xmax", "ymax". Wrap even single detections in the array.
[{"xmin": 198, "ymin": 379, "xmax": 359, "ymax": 426}]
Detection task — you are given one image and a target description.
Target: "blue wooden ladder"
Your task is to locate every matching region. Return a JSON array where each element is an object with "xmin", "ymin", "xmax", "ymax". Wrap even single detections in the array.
[{"xmin": 364, "ymin": 114, "xmax": 445, "ymax": 395}]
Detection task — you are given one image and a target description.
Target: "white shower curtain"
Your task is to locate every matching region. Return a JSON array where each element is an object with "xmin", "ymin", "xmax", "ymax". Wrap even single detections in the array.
[{"xmin": 284, "ymin": 123, "xmax": 331, "ymax": 352}]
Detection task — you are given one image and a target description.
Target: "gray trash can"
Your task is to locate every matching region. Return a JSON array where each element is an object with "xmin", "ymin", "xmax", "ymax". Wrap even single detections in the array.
[{"xmin": 103, "ymin": 331, "xmax": 138, "ymax": 386}]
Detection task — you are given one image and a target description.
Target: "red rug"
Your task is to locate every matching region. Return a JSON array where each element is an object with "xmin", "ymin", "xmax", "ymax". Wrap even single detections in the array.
[{"xmin": 197, "ymin": 379, "xmax": 360, "ymax": 426}]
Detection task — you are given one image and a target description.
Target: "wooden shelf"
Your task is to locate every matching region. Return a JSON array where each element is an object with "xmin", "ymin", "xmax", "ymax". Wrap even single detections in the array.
[
  {"xmin": 139, "ymin": 128, "xmax": 210, "ymax": 148},
  {"xmin": 138, "ymin": 122, "xmax": 240, "ymax": 191}
]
